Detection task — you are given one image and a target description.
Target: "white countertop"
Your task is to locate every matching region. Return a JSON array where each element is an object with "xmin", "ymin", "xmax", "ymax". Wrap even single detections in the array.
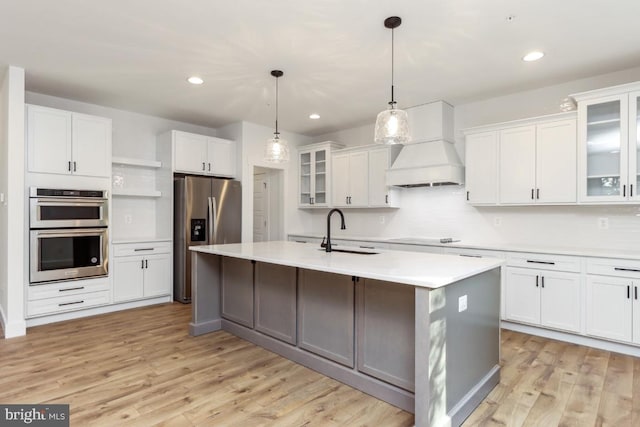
[
  {"xmin": 288, "ymin": 233, "xmax": 640, "ymax": 260},
  {"xmin": 189, "ymin": 241, "xmax": 503, "ymax": 289}
]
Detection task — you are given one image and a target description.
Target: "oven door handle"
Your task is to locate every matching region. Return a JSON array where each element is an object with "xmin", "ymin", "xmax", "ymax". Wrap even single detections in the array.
[
  {"xmin": 34, "ymin": 199, "xmax": 107, "ymax": 206},
  {"xmin": 33, "ymin": 228, "xmax": 107, "ymax": 238}
]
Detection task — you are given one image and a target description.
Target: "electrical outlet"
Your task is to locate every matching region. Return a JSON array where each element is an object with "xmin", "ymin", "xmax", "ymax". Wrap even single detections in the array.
[
  {"xmin": 458, "ymin": 295, "xmax": 468, "ymax": 312},
  {"xmin": 379, "ymin": 215, "xmax": 386, "ymax": 224},
  {"xmin": 0, "ymin": 192, "xmax": 4, "ymax": 203},
  {"xmin": 598, "ymin": 217, "xmax": 609, "ymax": 230},
  {"xmin": 494, "ymin": 217, "xmax": 502, "ymax": 227},
  {"xmin": 125, "ymin": 214, "xmax": 133, "ymax": 224}
]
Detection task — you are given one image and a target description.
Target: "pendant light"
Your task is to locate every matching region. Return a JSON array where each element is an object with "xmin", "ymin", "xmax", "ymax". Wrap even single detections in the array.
[
  {"xmin": 265, "ymin": 69, "xmax": 290, "ymax": 163},
  {"xmin": 374, "ymin": 16, "xmax": 410, "ymax": 145}
]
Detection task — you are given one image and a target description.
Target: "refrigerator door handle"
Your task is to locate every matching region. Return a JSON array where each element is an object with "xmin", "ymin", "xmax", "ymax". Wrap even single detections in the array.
[{"xmin": 208, "ymin": 196, "xmax": 217, "ymax": 244}]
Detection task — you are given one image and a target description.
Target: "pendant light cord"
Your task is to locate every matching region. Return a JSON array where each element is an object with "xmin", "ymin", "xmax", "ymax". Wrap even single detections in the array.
[
  {"xmin": 390, "ymin": 26, "xmax": 395, "ymax": 106},
  {"xmin": 275, "ymin": 76, "xmax": 280, "ymax": 136}
]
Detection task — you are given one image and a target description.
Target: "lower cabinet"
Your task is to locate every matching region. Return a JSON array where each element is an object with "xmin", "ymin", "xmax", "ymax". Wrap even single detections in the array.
[
  {"xmin": 255, "ymin": 263, "xmax": 297, "ymax": 344},
  {"xmin": 357, "ymin": 279, "xmax": 415, "ymax": 391},
  {"xmin": 26, "ymin": 278, "xmax": 111, "ymax": 317},
  {"xmin": 113, "ymin": 242, "xmax": 172, "ymax": 303},
  {"xmin": 221, "ymin": 257, "xmax": 254, "ymax": 328},
  {"xmin": 298, "ymin": 269, "xmax": 355, "ymax": 367},
  {"xmin": 586, "ymin": 275, "xmax": 640, "ymax": 344},
  {"xmin": 504, "ymin": 267, "xmax": 581, "ymax": 333}
]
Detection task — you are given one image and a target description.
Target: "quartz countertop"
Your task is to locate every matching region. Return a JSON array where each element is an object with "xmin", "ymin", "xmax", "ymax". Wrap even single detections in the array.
[
  {"xmin": 189, "ymin": 241, "xmax": 503, "ymax": 289},
  {"xmin": 287, "ymin": 233, "xmax": 640, "ymax": 260}
]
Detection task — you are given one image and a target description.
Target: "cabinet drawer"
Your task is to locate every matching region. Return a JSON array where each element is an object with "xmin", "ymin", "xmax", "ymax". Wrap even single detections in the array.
[
  {"xmin": 113, "ymin": 242, "xmax": 171, "ymax": 257},
  {"xmin": 586, "ymin": 258, "xmax": 640, "ymax": 278},
  {"xmin": 27, "ymin": 290, "xmax": 111, "ymax": 317},
  {"xmin": 507, "ymin": 252, "xmax": 581, "ymax": 273},
  {"xmin": 28, "ymin": 278, "xmax": 110, "ymax": 301}
]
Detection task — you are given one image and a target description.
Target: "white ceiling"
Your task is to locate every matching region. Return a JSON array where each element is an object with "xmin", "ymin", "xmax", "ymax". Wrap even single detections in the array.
[{"xmin": 1, "ymin": 0, "xmax": 640, "ymax": 136}]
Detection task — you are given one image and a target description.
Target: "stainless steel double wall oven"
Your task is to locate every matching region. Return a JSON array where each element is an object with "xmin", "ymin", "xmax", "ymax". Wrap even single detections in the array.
[{"xmin": 29, "ymin": 187, "xmax": 109, "ymax": 284}]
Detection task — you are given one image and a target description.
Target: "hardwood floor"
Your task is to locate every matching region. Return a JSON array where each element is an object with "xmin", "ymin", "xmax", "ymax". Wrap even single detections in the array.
[{"xmin": 1, "ymin": 304, "xmax": 639, "ymax": 426}]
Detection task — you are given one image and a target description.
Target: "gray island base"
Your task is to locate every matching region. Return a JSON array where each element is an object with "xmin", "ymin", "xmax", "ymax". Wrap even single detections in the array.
[{"xmin": 189, "ymin": 241, "xmax": 502, "ymax": 427}]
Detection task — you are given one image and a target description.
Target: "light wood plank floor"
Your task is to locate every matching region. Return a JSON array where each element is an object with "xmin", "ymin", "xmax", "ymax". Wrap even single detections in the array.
[{"xmin": 1, "ymin": 303, "xmax": 639, "ymax": 426}]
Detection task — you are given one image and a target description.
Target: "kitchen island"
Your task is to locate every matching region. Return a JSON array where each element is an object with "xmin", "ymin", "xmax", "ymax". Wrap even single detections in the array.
[{"xmin": 189, "ymin": 241, "xmax": 503, "ymax": 427}]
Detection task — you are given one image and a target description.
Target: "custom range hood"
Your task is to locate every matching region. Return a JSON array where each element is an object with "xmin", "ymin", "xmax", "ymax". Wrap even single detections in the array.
[{"xmin": 386, "ymin": 101, "xmax": 464, "ymax": 187}]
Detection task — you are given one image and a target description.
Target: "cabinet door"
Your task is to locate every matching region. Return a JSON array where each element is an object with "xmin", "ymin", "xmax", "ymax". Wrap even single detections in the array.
[
  {"xmin": 504, "ymin": 267, "xmax": 540, "ymax": 325},
  {"xmin": 313, "ymin": 149, "xmax": 329, "ymax": 205},
  {"xmin": 629, "ymin": 91, "xmax": 640, "ymax": 202},
  {"xmin": 540, "ymin": 271, "xmax": 581, "ymax": 333},
  {"xmin": 113, "ymin": 257, "xmax": 145, "ymax": 302},
  {"xmin": 368, "ymin": 148, "xmax": 392, "ymax": 206},
  {"xmin": 174, "ymin": 131, "xmax": 207, "ymax": 174},
  {"xmin": 255, "ymin": 262, "xmax": 297, "ymax": 344},
  {"xmin": 499, "ymin": 126, "xmax": 536, "ymax": 204},
  {"xmin": 357, "ymin": 279, "xmax": 415, "ymax": 391},
  {"xmin": 207, "ymin": 137, "xmax": 236, "ymax": 177},
  {"xmin": 348, "ymin": 151, "xmax": 369, "ymax": 207},
  {"xmin": 536, "ymin": 120, "xmax": 577, "ymax": 203},
  {"xmin": 465, "ymin": 131, "xmax": 498, "ymax": 204},
  {"xmin": 578, "ymin": 95, "xmax": 629, "ymax": 202},
  {"xmin": 298, "ymin": 269, "xmax": 354, "ymax": 367},
  {"xmin": 332, "ymin": 153, "xmax": 350, "ymax": 207},
  {"xmin": 27, "ymin": 105, "xmax": 72, "ymax": 175},
  {"xmin": 633, "ymin": 283, "xmax": 640, "ymax": 344},
  {"xmin": 221, "ymin": 257, "xmax": 254, "ymax": 328},
  {"xmin": 143, "ymin": 254, "xmax": 171, "ymax": 297},
  {"xmin": 72, "ymin": 113, "xmax": 111, "ymax": 177},
  {"xmin": 586, "ymin": 275, "xmax": 632, "ymax": 342},
  {"xmin": 299, "ymin": 150, "xmax": 313, "ymax": 206}
]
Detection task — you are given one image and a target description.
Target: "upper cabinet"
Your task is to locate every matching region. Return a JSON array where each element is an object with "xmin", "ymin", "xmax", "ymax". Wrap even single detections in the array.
[
  {"xmin": 572, "ymin": 83, "xmax": 640, "ymax": 203},
  {"xmin": 298, "ymin": 141, "xmax": 343, "ymax": 208},
  {"xmin": 464, "ymin": 113, "xmax": 577, "ymax": 206},
  {"xmin": 368, "ymin": 147, "xmax": 400, "ymax": 207},
  {"xmin": 27, "ymin": 104, "xmax": 111, "ymax": 178},
  {"xmin": 170, "ymin": 130, "xmax": 236, "ymax": 178}
]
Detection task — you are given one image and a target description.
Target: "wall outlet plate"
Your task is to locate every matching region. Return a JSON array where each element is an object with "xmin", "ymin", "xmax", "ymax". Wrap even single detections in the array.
[
  {"xmin": 494, "ymin": 217, "xmax": 502, "ymax": 227},
  {"xmin": 598, "ymin": 217, "xmax": 609, "ymax": 230},
  {"xmin": 459, "ymin": 295, "xmax": 468, "ymax": 312}
]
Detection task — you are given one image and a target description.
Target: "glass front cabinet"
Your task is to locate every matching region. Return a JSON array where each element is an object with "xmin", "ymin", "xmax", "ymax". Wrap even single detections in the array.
[
  {"xmin": 573, "ymin": 83, "xmax": 640, "ymax": 203},
  {"xmin": 298, "ymin": 141, "xmax": 344, "ymax": 208}
]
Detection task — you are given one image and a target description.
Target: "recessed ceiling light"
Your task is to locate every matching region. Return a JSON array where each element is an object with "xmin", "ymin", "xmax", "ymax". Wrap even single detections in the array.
[
  {"xmin": 522, "ymin": 51, "xmax": 544, "ymax": 62},
  {"xmin": 309, "ymin": 113, "xmax": 320, "ymax": 120},
  {"xmin": 187, "ymin": 76, "xmax": 204, "ymax": 85}
]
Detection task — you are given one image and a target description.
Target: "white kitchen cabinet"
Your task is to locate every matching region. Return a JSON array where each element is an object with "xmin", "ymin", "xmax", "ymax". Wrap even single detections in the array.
[
  {"xmin": 27, "ymin": 104, "xmax": 111, "ymax": 178},
  {"xmin": 504, "ymin": 250, "xmax": 581, "ymax": 334},
  {"xmin": 171, "ymin": 130, "xmax": 236, "ymax": 177},
  {"xmin": 332, "ymin": 151, "xmax": 368, "ymax": 207},
  {"xmin": 368, "ymin": 147, "xmax": 400, "ymax": 207},
  {"xmin": 572, "ymin": 82, "xmax": 640, "ymax": 203},
  {"xmin": 298, "ymin": 141, "xmax": 343, "ymax": 207},
  {"xmin": 585, "ymin": 257, "xmax": 640, "ymax": 344},
  {"xmin": 112, "ymin": 242, "xmax": 171, "ymax": 303},
  {"xmin": 464, "ymin": 131, "xmax": 498, "ymax": 204},
  {"xmin": 26, "ymin": 277, "xmax": 111, "ymax": 318},
  {"xmin": 498, "ymin": 119, "xmax": 577, "ymax": 204},
  {"xmin": 465, "ymin": 114, "xmax": 577, "ymax": 206}
]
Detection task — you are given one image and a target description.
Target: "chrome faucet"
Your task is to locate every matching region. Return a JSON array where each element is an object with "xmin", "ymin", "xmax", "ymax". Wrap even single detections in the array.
[{"xmin": 322, "ymin": 208, "xmax": 346, "ymax": 252}]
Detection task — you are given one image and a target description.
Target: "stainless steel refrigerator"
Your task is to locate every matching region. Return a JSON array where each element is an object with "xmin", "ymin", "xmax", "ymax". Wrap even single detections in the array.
[{"xmin": 174, "ymin": 175, "xmax": 242, "ymax": 303}]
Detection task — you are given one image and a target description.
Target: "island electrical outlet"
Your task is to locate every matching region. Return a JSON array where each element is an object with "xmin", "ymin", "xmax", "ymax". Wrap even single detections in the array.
[{"xmin": 459, "ymin": 295, "xmax": 468, "ymax": 312}]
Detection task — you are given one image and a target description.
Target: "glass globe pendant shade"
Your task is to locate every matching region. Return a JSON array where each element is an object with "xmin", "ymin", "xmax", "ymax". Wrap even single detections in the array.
[
  {"xmin": 374, "ymin": 106, "xmax": 410, "ymax": 145},
  {"xmin": 265, "ymin": 134, "xmax": 290, "ymax": 163}
]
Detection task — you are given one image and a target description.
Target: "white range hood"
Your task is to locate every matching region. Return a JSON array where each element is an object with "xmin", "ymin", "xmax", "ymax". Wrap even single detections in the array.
[
  {"xmin": 385, "ymin": 101, "xmax": 465, "ymax": 187},
  {"xmin": 386, "ymin": 140, "xmax": 464, "ymax": 187}
]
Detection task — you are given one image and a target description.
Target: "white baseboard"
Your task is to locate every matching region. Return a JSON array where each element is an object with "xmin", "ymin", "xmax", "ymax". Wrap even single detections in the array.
[
  {"xmin": 25, "ymin": 296, "xmax": 172, "ymax": 328},
  {"xmin": 0, "ymin": 304, "xmax": 27, "ymax": 338},
  {"xmin": 501, "ymin": 321, "xmax": 640, "ymax": 357}
]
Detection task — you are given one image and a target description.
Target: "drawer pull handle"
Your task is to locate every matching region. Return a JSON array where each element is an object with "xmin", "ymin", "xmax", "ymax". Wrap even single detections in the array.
[
  {"xmin": 526, "ymin": 260, "xmax": 555, "ymax": 265},
  {"xmin": 134, "ymin": 248, "xmax": 154, "ymax": 252},
  {"xmin": 460, "ymin": 254, "xmax": 482, "ymax": 258},
  {"xmin": 294, "ymin": 240, "xmax": 307, "ymax": 243},
  {"xmin": 615, "ymin": 267, "xmax": 640, "ymax": 273},
  {"xmin": 59, "ymin": 287, "xmax": 85, "ymax": 292},
  {"xmin": 359, "ymin": 245, "xmax": 375, "ymax": 249},
  {"xmin": 59, "ymin": 300, "xmax": 84, "ymax": 307}
]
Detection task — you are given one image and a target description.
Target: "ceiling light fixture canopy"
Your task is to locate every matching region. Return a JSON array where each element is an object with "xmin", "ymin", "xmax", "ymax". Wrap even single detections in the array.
[
  {"xmin": 265, "ymin": 69, "xmax": 290, "ymax": 163},
  {"xmin": 374, "ymin": 16, "xmax": 410, "ymax": 145}
]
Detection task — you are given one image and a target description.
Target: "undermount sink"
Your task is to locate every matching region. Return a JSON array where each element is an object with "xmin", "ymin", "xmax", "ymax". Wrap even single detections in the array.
[{"xmin": 318, "ymin": 248, "xmax": 379, "ymax": 255}]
